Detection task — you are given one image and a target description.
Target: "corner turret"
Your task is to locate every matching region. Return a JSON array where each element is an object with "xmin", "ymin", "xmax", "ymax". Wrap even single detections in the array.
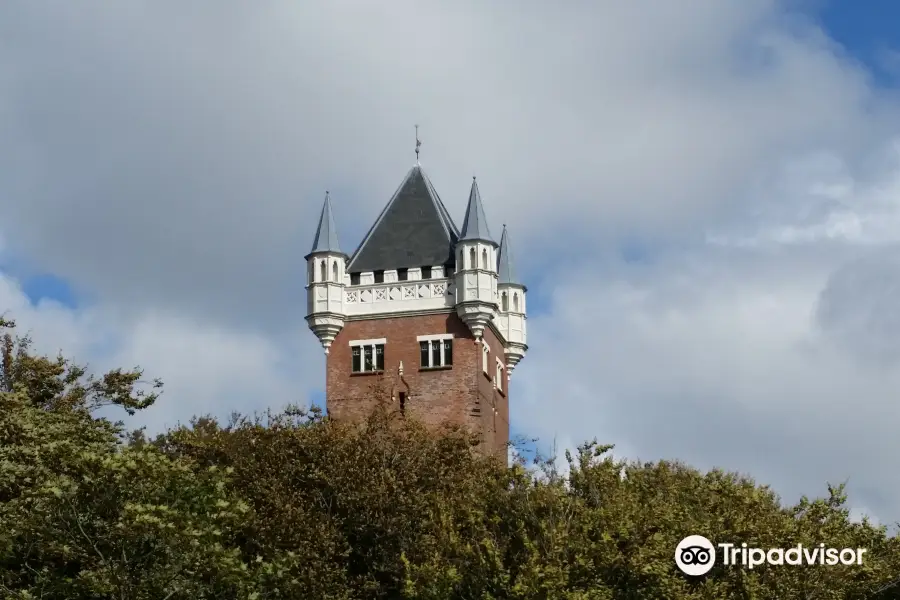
[
  {"xmin": 496, "ymin": 225, "xmax": 527, "ymax": 375},
  {"xmin": 305, "ymin": 192, "xmax": 347, "ymax": 354},
  {"xmin": 454, "ymin": 177, "xmax": 498, "ymax": 340}
]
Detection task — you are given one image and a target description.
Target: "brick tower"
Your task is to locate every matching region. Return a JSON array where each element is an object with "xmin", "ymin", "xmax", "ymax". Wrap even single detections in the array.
[{"xmin": 305, "ymin": 153, "xmax": 528, "ymax": 458}]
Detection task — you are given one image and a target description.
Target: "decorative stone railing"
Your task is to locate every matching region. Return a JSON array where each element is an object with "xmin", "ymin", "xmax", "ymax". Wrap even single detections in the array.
[{"xmin": 344, "ymin": 280, "xmax": 452, "ymax": 305}]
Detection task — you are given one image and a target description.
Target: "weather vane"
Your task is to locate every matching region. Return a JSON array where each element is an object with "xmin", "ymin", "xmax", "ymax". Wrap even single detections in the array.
[{"xmin": 415, "ymin": 124, "xmax": 421, "ymax": 165}]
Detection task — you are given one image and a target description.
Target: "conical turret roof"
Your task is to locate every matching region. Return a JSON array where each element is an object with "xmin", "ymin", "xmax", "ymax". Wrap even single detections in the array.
[
  {"xmin": 458, "ymin": 177, "xmax": 495, "ymax": 245},
  {"xmin": 309, "ymin": 191, "xmax": 342, "ymax": 255},
  {"xmin": 497, "ymin": 225, "xmax": 521, "ymax": 286}
]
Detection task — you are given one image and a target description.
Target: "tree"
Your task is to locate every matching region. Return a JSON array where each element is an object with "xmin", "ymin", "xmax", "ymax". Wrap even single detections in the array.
[
  {"xmin": 1, "ymin": 316, "xmax": 899, "ymax": 598},
  {"xmin": 0, "ymin": 317, "xmax": 161, "ymax": 414}
]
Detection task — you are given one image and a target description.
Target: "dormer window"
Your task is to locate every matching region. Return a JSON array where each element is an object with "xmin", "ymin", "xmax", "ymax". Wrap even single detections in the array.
[
  {"xmin": 397, "ymin": 268, "xmax": 409, "ymax": 281},
  {"xmin": 421, "ymin": 266, "xmax": 432, "ymax": 280},
  {"xmin": 350, "ymin": 272, "xmax": 360, "ymax": 286},
  {"xmin": 374, "ymin": 270, "xmax": 385, "ymax": 284}
]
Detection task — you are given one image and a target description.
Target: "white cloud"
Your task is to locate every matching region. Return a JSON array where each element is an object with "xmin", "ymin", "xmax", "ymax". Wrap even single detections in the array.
[
  {"xmin": 1, "ymin": 1, "xmax": 900, "ymax": 524},
  {"xmin": 0, "ymin": 270, "xmax": 322, "ymax": 435}
]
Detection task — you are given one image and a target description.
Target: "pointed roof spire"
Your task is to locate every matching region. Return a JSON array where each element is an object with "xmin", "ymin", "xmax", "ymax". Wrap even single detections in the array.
[
  {"xmin": 458, "ymin": 176, "xmax": 495, "ymax": 245},
  {"xmin": 309, "ymin": 191, "xmax": 341, "ymax": 255},
  {"xmin": 497, "ymin": 224, "xmax": 520, "ymax": 285},
  {"xmin": 347, "ymin": 166, "xmax": 459, "ymax": 272}
]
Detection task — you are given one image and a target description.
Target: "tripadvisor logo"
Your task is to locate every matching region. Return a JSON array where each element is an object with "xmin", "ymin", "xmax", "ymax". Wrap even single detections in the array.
[{"xmin": 675, "ymin": 535, "xmax": 867, "ymax": 576}]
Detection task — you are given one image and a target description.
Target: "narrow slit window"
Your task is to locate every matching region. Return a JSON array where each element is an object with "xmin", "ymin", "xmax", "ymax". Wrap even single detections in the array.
[
  {"xmin": 502, "ymin": 292, "xmax": 508, "ymax": 312},
  {"xmin": 399, "ymin": 391, "xmax": 406, "ymax": 415},
  {"xmin": 513, "ymin": 293, "xmax": 519, "ymax": 312},
  {"xmin": 481, "ymin": 249, "xmax": 488, "ymax": 269},
  {"xmin": 320, "ymin": 260, "xmax": 327, "ymax": 281},
  {"xmin": 332, "ymin": 261, "xmax": 339, "ymax": 282},
  {"xmin": 469, "ymin": 248, "xmax": 476, "ymax": 269}
]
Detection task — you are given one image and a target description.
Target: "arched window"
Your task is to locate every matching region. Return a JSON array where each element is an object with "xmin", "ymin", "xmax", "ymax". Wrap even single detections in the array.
[
  {"xmin": 481, "ymin": 249, "xmax": 488, "ymax": 269},
  {"xmin": 320, "ymin": 260, "xmax": 326, "ymax": 282},
  {"xmin": 459, "ymin": 250, "xmax": 464, "ymax": 271},
  {"xmin": 513, "ymin": 293, "xmax": 519, "ymax": 312},
  {"xmin": 501, "ymin": 292, "xmax": 508, "ymax": 312},
  {"xmin": 332, "ymin": 261, "xmax": 339, "ymax": 283},
  {"xmin": 307, "ymin": 262, "xmax": 313, "ymax": 284},
  {"xmin": 469, "ymin": 247, "xmax": 476, "ymax": 269}
]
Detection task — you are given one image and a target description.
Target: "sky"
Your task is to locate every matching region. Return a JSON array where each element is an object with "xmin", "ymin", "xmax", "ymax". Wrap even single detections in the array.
[{"xmin": 2, "ymin": 0, "xmax": 900, "ymax": 526}]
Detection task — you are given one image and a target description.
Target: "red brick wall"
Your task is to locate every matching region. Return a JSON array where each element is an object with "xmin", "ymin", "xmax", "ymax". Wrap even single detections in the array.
[{"xmin": 326, "ymin": 311, "xmax": 509, "ymax": 458}]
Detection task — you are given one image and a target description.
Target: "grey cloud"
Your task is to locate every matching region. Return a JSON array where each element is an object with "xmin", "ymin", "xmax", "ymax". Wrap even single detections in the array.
[
  {"xmin": 817, "ymin": 247, "xmax": 900, "ymax": 366},
  {"xmin": 3, "ymin": 0, "xmax": 900, "ymax": 525},
  {"xmin": 1, "ymin": 0, "xmax": 897, "ymax": 328},
  {"xmin": 515, "ymin": 247, "xmax": 900, "ymax": 524}
]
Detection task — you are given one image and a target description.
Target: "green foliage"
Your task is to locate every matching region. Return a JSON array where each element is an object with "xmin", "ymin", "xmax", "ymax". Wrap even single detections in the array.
[
  {"xmin": 0, "ymin": 317, "xmax": 161, "ymax": 414},
  {"xmin": 0, "ymin": 317, "xmax": 898, "ymax": 598}
]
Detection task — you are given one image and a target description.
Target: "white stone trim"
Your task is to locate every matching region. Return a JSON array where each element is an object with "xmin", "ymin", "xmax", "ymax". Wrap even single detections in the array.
[
  {"xmin": 416, "ymin": 333, "xmax": 455, "ymax": 342},
  {"xmin": 482, "ymin": 342, "xmax": 490, "ymax": 373},
  {"xmin": 349, "ymin": 338, "xmax": 386, "ymax": 346}
]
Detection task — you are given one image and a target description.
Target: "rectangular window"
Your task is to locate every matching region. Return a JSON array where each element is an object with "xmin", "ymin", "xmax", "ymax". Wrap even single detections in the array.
[
  {"xmin": 363, "ymin": 345, "xmax": 373, "ymax": 371},
  {"xmin": 421, "ymin": 266, "xmax": 432, "ymax": 280},
  {"xmin": 418, "ymin": 335, "xmax": 453, "ymax": 368},
  {"xmin": 496, "ymin": 359, "xmax": 504, "ymax": 392},
  {"xmin": 349, "ymin": 338, "xmax": 386, "ymax": 373},
  {"xmin": 482, "ymin": 344, "xmax": 489, "ymax": 373},
  {"xmin": 431, "ymin": 341, "xmax": 441, "ymax": 367},
  {"xmin": 374, "ymin": 270, "xmax": 385, "ymax": 284},
  {"xmin": 375, "ymin": 344, "xmax": 385, "ymax": 371},
  {"xmin": 350, "ymin": 273, "xmax": 360, "ymax": 286},
  {"xmin": 420, "ymin": 341, "xmax": 429, "ymax": 367},
  {"xmin": 443, "ymin": 339, "xmax": 453, "ymax": 366},
  {"xmin": 352, "ymin": 346, "xmax": 361, "ymax": 373},
  {"xmin": 397, "ymin": 268, "xmax": 408, "ymax": 281}
]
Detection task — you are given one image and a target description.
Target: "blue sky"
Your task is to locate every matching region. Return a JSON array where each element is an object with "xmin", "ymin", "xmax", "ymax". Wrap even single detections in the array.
[
  {"xmin": 4, "ymin": 0, "xmax": 900, "ymax": 526},
  {"xmin": 818, "ymin": 0, "xmax": 900, "ymax": 85}
]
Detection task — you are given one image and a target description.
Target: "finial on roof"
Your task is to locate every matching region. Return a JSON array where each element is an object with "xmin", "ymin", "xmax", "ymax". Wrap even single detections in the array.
[{"xmin": 415, "ymin": 124, "xmax": 421, "ymax": 165}]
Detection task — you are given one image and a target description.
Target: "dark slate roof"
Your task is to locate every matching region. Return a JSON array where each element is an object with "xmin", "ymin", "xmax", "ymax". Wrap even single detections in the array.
[
  {"xmin": 308, "ymin": 191, "xmax": 342, "ymax": 255},
  {"xmin": 497, "ymin": 225, "xmax": 519, "ymax": 285},
  {"xmin": 458, "ymin": 177, "xmax": 495, "ymax": 245},
  {"xmin": 347, "ymin": 166, "xmax": 460, "ymax": 272}
]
